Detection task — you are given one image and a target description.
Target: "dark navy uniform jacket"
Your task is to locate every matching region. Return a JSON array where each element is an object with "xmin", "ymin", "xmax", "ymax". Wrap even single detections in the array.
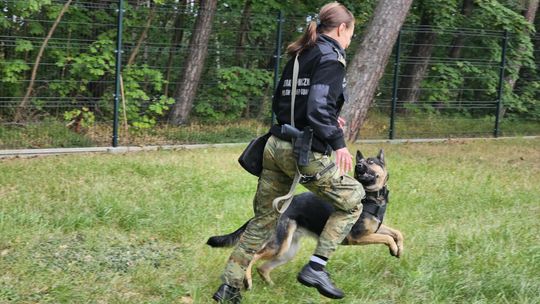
[{"xmin": 270, "ymin": 34, "xmax": 348, "ymax": 154}]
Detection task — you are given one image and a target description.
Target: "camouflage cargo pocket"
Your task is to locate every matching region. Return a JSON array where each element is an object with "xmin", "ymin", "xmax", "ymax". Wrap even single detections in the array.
[
  {"xmin": 298, "ymin": 152, "xmax": 336, "ymax": 180},
  {"xmin": 300, "ymin": 153, "xmax": 363, "ymax": 212}
]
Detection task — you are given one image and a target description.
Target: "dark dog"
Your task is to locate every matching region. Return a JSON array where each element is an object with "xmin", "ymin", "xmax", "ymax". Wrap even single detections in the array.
[{"xmin": 207, "ymin": 149, "xmax": 404, "ymax": 289}]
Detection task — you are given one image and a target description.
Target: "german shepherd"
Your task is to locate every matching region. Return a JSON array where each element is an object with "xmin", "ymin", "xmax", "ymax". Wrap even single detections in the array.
[{"xmin": 207, "ymin": 149, "xmax": 404, "ymax": 289}]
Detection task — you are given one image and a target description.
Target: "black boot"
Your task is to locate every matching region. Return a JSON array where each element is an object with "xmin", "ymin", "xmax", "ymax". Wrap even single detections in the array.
[
  {"xmin": 297, "ymin": 264, "xmax": 345, "ymax": 299},
  {"xmin": 212, "ymin": 284, "xmax": 242, "ymax": 303}
]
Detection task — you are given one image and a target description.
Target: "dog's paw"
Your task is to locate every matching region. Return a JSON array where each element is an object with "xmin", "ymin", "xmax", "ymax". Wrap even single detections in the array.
[
  {"xmin": 243, "ymin": 277, "xmax": 253, "ymax": 290},
  {"xmin": 391, "ymin": 246, "xmax": 403, "ymax": 258},
  {"xmin": 256, "ymin": 267, "xmax": 274, "ymax": 286},
  {"xmin": 388, "ymin": 243, "xmax": 401, "ymax": 258}
]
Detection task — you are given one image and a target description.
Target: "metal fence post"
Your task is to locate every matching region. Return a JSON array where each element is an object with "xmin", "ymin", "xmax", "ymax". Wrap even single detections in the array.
[
  {"xmin": 494, "ymin": 30, "xmax": 508, "ymax": 138},
  {"xmin": 389, "ymin": 30, "xmax": 402, "ymax": 140},
  {"xmin": 112, "ymin": 0, "xmax": 124, "ymax": 147},
  {"xmin": 271, "ymin": 10, "xmax": 283, "ymax": 125}
]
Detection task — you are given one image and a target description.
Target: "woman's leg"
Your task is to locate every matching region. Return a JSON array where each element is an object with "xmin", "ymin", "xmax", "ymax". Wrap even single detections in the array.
[
  {"xmin": 300, "ymin": 152, "xmax": 364, "ymax": 259},
  {"xmin": 221, "ymin": 136, "xmax": 295, "ymax": 288}
]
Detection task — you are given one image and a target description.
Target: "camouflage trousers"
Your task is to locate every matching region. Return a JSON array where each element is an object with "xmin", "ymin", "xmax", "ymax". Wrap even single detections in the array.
[{"xmin": 222, "ymin": 135, "xmax": 364, "ymax": 288}]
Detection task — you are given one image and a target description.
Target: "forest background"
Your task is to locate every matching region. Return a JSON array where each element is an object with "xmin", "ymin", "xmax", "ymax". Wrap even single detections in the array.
[{"xmin": 0, "ymin": 0, "xmax": 538, "ymax": 148}]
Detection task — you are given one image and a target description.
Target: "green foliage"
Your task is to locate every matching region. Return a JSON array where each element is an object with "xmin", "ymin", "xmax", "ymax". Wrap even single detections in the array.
[
  {"xmin": 121, "ymin": 66, "xmax": 175, "ymax": 129},
  {"xmin": 0, "ymin": 60, "xmax": 30, "ymax": 84},
  {"xmin": 71, "ymin": 38, "xmax": 116, "ymax": 78},
  {"xmin": 397, "ymin": 0, "xmax": 538, "ymax": 121},
  {"xmin": 194, "ymin": 67, "xmax": 272, "ymax": 122},
  {"xmin": 406, "ymin": 0, "xmax": 460, "ymax": 26},
  {"xmin": 14, "ymin": 40, "xmax": 34, "ymax": 53},
  {"xmin": 0, "ymin": 0, "xmax": 537, "ymax": 135},
  {"xmin": 474, "ymin": 0, "xmax": 534, "ymax": 32},
  {"xmin": 0, "ymin": 0, "xmax": 177, "ymax": 127},
  {"xmin": 505, "ymin": 80, "xmax": 540, "ymax": 119},
  {"xmin": 63, "ymin": 107, "xmax": 95, "ymax": 129},
  {"xmin": 0, "ymin": 0, "xmax": 52, "ymax": 26}
]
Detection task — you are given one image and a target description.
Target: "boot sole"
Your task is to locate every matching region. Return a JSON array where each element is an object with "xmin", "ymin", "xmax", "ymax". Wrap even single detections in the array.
[
  {"xmin": 297, "ymin": 275, "xmax": 344, "ymax": 299},
  {"xmin": 212, "ymin": 293, "xmax": 241, "ymax": 303}
]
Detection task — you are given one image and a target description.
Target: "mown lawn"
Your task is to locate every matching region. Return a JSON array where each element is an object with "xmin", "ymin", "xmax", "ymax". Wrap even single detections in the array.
[{"xmin": 1, "ymin": 138, "xmax": 539, "ymax": 303}]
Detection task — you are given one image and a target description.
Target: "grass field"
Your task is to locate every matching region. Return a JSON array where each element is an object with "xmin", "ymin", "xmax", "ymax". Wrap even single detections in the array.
[{"xmin": 1, "ymin": 138, "xmax": 539, "ymax": 303}]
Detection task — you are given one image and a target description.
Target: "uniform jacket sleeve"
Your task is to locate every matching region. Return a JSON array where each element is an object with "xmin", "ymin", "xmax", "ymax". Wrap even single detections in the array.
[{"xmin": 306, "ymin": 59, "xmax": 346, "ymax": 151}]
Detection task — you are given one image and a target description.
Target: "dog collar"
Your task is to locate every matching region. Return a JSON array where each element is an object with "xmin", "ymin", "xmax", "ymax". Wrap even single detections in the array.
[{"xmin": 364, "ymin": 186, "xmax": 388, "ymax": 202}]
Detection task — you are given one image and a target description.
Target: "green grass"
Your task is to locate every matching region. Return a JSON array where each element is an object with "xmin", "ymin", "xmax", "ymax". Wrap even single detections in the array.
[
  {"xmin": 1, "ymin": 138, "xmax": 539, "ymax": 303},
  {"xmin": 0, "ymin": 119, "xmax": 95, "ymax": 149},
  {"xmin": 359, "ymin": 111, "xmax": 540, "ymax": 139},
  {"xmin": 0, "ymin": 120, "xmax": 269, "ymax": 149}
]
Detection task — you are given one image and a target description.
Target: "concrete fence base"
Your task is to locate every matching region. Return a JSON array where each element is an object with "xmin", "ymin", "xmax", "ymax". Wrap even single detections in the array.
[{"xmin": 0, "ymin": 136, "xmax": 537, "ymax": 159}]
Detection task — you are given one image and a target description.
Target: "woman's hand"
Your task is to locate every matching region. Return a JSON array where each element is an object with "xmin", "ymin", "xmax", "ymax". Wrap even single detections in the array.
[
  {"xmin": 338, "ymin": 116, "xmax": 346, "ymax": 130},
  {"xmin": 335, "ymin": 147, "xmax": 353, "ymax": 175}
]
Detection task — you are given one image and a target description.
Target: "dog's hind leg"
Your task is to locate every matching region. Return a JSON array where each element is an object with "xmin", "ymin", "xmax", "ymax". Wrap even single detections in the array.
[
  {"xmin": 376, "ymin": 224, "xmax": 404, "ymax": 257},
  {"xmin": 244, "ymin": 254, "xmax": 258, "ymax": 290},
  {"xmin": 257, "ymin": 233, "xmax": 302, "ymax": 286},
  {"xmin": 243, "ymin": 241, "xmax": 279, "ymax": 290},
  {"xmin": 256, "ymin": 221, "xmax": 299, "ymax": 285}
]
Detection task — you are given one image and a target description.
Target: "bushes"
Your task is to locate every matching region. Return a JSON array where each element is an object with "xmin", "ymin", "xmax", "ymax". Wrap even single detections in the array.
[{"xmin": 194, "ymin": 67, "xmax": 273, "ymax": 122}]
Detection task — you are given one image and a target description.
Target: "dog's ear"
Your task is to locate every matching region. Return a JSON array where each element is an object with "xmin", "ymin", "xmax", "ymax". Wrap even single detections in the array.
[
  {"xmin": 356, "ymin": 150, "xmax": 365, "ymax": 163},
  {"xmin": 377, "ymin": 149, "xmax": 385, "ymax": 164}
]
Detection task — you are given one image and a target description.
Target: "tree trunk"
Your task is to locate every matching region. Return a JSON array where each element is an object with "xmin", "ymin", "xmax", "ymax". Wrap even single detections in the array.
[
  {"xmin": 15, "ymin": 0, "xmax": 73, "ymax": 122},
  {"xmin": 397, "ymin": 13, "xmax": 437, "ymax": 107},
  {"xmin": 164, "ymin": 7, "xmax": 187, "ymax": 96},
  {"xmin": 504, "ymin": 0, "xmax": 538, "ymax": 91},
  {"xmin": 448, "ymin": 0, "xmax": 474, "ymax": 59},
  {"xmin": 235, "ymin": 0, "xmax": 252, "ymax": 67},
  {"xmin": 169, "ymin": 0, "xmax": 217, "ymax": 125},
  {"xmin": 127, "ymin": 6, "xmax": 157, "ymax": 66},
  {"xmin": 342, "ymin": 0, "xmax": 414, "ymax": 141},
  {"xmin": 531, "ymin": 10, "xmax": 540, "ymax": 55}
]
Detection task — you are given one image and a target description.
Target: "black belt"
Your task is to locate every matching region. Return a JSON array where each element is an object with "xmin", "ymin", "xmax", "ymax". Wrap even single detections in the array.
[{"xmin": 270, "ymin": 124, "xmax": 332, "ymax": 156}]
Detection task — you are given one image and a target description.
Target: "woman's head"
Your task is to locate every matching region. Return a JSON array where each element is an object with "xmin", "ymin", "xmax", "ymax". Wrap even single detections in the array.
[{"xmin": 287, "ymin": 2, "xmax": 355, "ymax": 55}]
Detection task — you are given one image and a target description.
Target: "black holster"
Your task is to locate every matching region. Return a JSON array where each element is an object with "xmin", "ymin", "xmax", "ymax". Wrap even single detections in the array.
[{"xmin": 281, "ymin": 124, "xmax": 313, "ymax": 166}]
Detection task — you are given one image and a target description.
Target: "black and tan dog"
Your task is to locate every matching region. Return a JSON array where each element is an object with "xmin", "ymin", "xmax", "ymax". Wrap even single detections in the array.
[{"xmin": 207, "ymin": 150, "xmax": 404, "ymax": 289}]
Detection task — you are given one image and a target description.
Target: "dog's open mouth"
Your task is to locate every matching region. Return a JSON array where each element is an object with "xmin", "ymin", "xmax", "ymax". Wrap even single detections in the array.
[
  {"xmin": 357, "ymin": 172, "xmax": 377, "ymax": 186},
  {"xmin": 355, "ymin": 164, "xmax": 377, "ymax": 186}
]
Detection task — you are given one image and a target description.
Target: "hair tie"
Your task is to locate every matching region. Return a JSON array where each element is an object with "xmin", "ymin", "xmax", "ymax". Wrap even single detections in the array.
[{"xmin": 314, "ymin": 14, "xmax": 321, "ymax": 26}]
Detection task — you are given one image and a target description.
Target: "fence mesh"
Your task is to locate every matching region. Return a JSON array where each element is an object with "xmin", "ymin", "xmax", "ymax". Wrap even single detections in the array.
[{"xmin": 0, "ymin": 1, "xmax": 538, "ymax": 149}]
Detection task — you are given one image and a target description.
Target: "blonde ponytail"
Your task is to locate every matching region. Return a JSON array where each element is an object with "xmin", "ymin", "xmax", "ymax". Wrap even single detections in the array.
[
  {"xmin": 287, "ymin": 21, "xmax": 319, "ymax": 56},
  {"xmin": 286, "ymin": 2, "xmax": 354, "ymax": 56}
]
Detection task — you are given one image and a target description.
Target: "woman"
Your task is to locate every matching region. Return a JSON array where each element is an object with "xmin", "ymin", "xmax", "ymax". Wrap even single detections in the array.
[{"xmin": 213, "ymin": 3, "xmax": 364, "ymax": 303}]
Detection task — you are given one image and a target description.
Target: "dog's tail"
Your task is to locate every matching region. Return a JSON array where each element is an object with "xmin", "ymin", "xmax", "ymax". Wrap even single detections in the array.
[{"xmin": 206, "ymin": 219, "xmax": 251, "ymax": 247}]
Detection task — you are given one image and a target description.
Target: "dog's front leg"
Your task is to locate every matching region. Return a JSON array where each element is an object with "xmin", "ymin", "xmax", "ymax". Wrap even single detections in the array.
[
  {"xmin": 349, "ymin": 233, "xmax": 400, "ymax": 257},
  {"xmin": 376, "ymin": 224, "xmax": 404, "ymax": 257}
]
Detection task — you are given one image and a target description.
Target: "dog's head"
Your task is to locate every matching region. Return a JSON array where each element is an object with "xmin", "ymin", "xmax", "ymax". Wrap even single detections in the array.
[{"xmin": 354, "ymin": 149, "xmax": 388, "ymax": 192}]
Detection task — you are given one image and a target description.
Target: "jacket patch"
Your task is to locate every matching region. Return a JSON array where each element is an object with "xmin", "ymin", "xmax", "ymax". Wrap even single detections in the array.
[
  {"xmin": 334, "ymin": 48, "xmax": 346, "ymax": 67},
  {"xmin": 282, "ymin": 88, "xmax": 310, "ymax": 97},
  {"xmin": 283, "ymin": 78, "xmax": 310, "ymax": 87},
  {"xmin": 282, "ymin": 77, "xmax": 311, "ymax": 97}
]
